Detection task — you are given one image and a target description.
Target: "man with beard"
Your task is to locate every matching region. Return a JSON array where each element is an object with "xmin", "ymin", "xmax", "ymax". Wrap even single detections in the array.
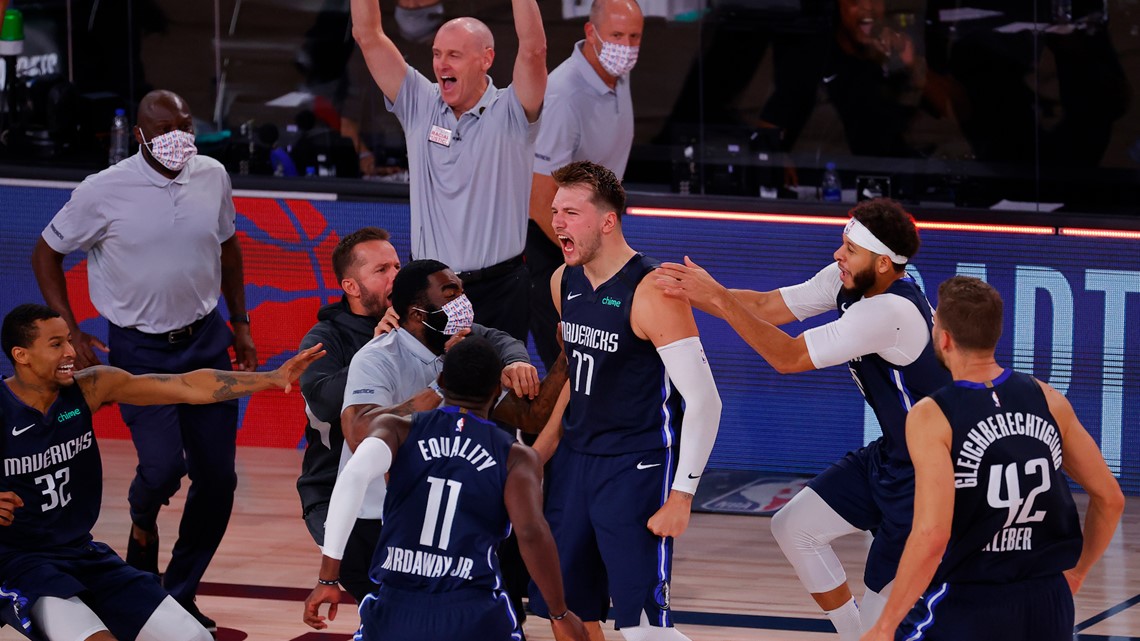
[
  {"xmin": 862, "ymin": 277, "xmax": 1122, "ymax": 641},
  {"xmin": 298, "ymin": 237, "xmax": 543, "ymax": 603},
  {"xmin": 337, "ymin": 259, "xmax": 566, "ymax": 616},
  {"xmin": 656, "ymin": 198, "xmax": 950, "ymax": 641}
]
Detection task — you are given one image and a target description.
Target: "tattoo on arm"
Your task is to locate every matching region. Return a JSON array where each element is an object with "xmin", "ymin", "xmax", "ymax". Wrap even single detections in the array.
[{"xmin": 211, "ymin": 372, "xmax": 243, "ymax": 402}]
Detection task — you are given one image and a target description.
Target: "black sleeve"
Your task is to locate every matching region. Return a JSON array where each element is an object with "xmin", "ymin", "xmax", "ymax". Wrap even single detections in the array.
[
  {"xmin": 471, "ymin": 323, "xmax": 530, "ymax": 365},
  {"xmin": 299, "ymin": 324, "xmax": 355, "ymax": 424}
]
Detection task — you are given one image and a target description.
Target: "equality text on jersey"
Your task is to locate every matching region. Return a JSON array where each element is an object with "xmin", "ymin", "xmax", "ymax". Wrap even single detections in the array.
[{"xmin": 416, "ymin": 435, "xmax": 500, "ymax": 472}]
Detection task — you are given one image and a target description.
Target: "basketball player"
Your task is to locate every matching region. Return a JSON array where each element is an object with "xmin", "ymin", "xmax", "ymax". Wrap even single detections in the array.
[
  {"xmin": 656, "ymin": 199, "xmax": 950, "ymax": 639},
  {"xmin": 0, "ymin": 303, "xmax": 324, "ymax": 641},
  {"xmin": 302, "ymin": 338, "xmax": 588, "ymax": 641},
  {"xmin": 861, "ymin": 277, "xmax": 1123, "ymax": 641},
  {"xmin": 527, "ymin": 160, "xmax": 723, "ymax": 641}
]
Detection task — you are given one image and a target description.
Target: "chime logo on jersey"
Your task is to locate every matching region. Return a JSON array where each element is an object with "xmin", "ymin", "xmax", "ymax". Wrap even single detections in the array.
[{"xmin": 56, "ymin": 408, "xmax": 81, "ymax": 423}]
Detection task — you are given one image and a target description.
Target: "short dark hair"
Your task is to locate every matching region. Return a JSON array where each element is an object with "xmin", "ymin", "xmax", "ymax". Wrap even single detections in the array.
[
  {"xmin": 390, "ymin": 259, "xmax": 449, "ymax": 321},
  {"xmin": 850, "ymin": 198, "xmax": 919, "ymax": 273},
  {"xmin": 332, "ymin": 227, "xmax": 391, "ymax": 282},
  {"xmin": 552, "ymin": 160, "xmax": 626, "ymax": 220},
  {"xmin": 439, "ymin": 337, "xmax": 502, "ymax": 402},
  {"xmin": 2, "ymin": 304, "xmax": 62, "ymax": 365},
  {"xmin": 937, "ymin": 276, "xmax": 1004, "ymax": 351}
]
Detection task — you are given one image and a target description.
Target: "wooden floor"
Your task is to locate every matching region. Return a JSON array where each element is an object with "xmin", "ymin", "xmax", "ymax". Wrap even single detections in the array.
[{"xmin": 4, "ymin": 441, "xmax": 1139, "ymax": 641}]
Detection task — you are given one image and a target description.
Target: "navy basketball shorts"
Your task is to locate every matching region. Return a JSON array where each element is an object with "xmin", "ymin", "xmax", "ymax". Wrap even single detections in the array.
[
  {"xmin": 529, "ymin": 446, "xmax": 675, "ymax": 629},
  {"xmin": 806, "ymin": 438, "xmax": 915, "ymax": 593},
  {"xmin": 0, "ymin": 540, "xmax": 168, "ymax": 641},
  {"xmin": 896, "ymin": 574, "xmax": 1073, "ymax": 641},
  {"xmin": 356, "ymin": 584, "xmax": 521, "ymax": 641}
]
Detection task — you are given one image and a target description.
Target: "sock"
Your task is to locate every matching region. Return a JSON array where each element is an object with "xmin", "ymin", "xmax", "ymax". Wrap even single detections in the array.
[{"xmin": 825, "ymin": 597, "xmax": 861, "ymax": 641}]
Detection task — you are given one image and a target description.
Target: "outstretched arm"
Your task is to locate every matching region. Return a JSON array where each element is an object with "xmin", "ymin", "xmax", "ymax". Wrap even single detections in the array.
[
  {"xmin": 657, "ymin": 257, "xmax": 813, "ymax": 373},
  {"xmin": 76, "ymin": 344, "xmax": 325, "ymax": 411},
  {"xmin": 862, "ymin": 399, "xmax": 953, "ymax": 641},
  {"xmin": 1042, "ymin": 381, "xmax": 1124, "ymax": 594},
  {"xmin": 351, "ymin": 0, "xmax": 409, "ymax": 102},
  {"xmin": 510, "ymin": 0, "xmax": 547, "ymax": 121}
]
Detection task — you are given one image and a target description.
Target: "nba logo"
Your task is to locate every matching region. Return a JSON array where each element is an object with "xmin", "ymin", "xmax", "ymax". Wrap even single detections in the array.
[{"xmin": 455, "ymin": 418, "xmax": 465, "ymax": 432}]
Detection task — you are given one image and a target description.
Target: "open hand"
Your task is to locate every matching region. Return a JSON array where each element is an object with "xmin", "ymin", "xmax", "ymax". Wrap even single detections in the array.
[{"xmin": 274, "ymin": 344, "xmax": 327, "ymax": 393}]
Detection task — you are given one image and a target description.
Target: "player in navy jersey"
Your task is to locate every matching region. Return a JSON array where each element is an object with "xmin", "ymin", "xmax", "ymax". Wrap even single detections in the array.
[
  {"xmin": 302, "ymin": 338, "xmax": 588, "ymax": 641},
  {"xmin": 0, "ymin": 304, "xmax": 324, "ymax": 641},
  {"xmin": 861, "ymin": 277, "xmax": 1123, "ymax": 641},
  {"xmin": 524, "ymin": 161, "xmax": 722, "ymax": 641},
  {"xmin": 657, "ymin": 199, "xmax": 949, "ymax": 640}
]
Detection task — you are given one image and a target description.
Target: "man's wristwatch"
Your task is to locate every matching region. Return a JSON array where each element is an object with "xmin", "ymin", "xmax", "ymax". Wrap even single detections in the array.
[{"xmin": 231, "ymin": 313, "xmax": 251, "ymax": 325}]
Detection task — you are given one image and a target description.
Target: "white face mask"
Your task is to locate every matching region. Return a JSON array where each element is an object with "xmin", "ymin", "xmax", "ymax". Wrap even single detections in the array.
[
  {"xmin": 594, "ymin": 39, "xmax": 639, "ymax": 78},
  {"xmin": 140, "ymin": 129, "xmax": 197, "ymax": 172}
]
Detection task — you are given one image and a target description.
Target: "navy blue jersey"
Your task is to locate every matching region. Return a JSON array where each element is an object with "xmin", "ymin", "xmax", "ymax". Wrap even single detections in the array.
[
  {"xmin": 371, "ymin": 406, "xmax": 516, "ymax": 593},
  {"xmin": 838, "ymin": 275, "xmax": 950, "ymax": 462},
  {"xmin": 929, "ymin": 370, "xmax": 1082, "ymax": 585},
  {"xmin": 0, "ymin": 381, "xmax": 100, "ymax": 554},
  {"xmin": 559, "ymin": 254, "xmax": 684, "ymax": 455}
]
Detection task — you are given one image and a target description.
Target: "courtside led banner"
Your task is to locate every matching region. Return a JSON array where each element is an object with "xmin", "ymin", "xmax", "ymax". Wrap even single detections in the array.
[{"xmin": 1, "ymin": 186, "xmax": 1136, "ymax": 492}]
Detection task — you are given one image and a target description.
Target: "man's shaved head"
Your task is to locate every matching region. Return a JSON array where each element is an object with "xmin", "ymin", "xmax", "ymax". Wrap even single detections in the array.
[{"xmin": 436, "ymin": 17, "xmax": 494, "ymax": 51}]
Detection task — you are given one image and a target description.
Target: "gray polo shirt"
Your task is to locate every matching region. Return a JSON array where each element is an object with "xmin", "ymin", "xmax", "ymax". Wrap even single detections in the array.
[
  {"xmin": 41, "ymin": 153, "xmax": 236, "ymax": 333},
  {"xmin": 387, "ymin": 66, "xmax": 539, "ymax": 272},
  {"xmin": 533, "ymin": 41, "xmax": 634, "ymax": 178},
  {"xmin": 339, "ymin": 325, "xmax": 530, "ymax": 518}
]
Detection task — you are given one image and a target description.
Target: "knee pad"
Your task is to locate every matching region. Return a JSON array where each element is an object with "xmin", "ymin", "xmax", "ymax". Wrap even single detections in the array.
[{"xmin": 769, "ymin": 487, "xmax": 860, "ymax": 594}]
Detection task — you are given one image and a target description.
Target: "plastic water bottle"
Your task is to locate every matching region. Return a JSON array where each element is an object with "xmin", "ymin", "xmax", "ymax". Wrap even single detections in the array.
[
  {"xmin": 821, "ymin": 162, "xmax": 842, "ymax": 202},
  {"xmin": 108, "ymin": 109, "xmax": 129, "ymax": 166}
]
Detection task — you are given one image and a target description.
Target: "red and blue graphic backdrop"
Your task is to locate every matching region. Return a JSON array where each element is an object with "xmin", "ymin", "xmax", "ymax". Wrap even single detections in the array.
[{"xmin": 1, "ymin": 185, "xmax": 1138, "ymax": 492}]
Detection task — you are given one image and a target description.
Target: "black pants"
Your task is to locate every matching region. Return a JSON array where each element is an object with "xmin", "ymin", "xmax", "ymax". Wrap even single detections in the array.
[{"xmin": 464, "ymin": 263, "xmax": 531, "ymax": 342}]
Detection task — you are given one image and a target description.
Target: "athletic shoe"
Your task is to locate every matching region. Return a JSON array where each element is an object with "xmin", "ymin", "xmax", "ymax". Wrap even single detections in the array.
[{"xmin": 180, "ymin": 599, "xmax": 217, "ymax": 638}]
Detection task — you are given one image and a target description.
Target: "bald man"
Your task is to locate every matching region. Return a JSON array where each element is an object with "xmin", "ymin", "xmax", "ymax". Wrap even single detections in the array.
[
  {"xmin": 351, "ymin": 0, "xmax": 546, "ymax": 343},
  {"xmin": 33, "ymin": 89, "xmax": 254, "ymax": 635},
  {"xmin": 526, "ymin": 0, "xmax": 644, "ymax": 369}
]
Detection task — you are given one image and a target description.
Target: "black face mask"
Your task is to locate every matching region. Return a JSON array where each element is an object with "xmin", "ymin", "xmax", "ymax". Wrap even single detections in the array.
[
  {"xmin": 419, "ymin": 308, "xmax": 450, "ymax": 335},
  {"xmin": 419, "ymin": 307, "xmax": 450, "ymax": 353}
]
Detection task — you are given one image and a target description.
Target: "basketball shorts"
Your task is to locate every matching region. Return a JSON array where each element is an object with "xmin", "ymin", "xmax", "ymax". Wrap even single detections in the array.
[
  {"xmin": 356, "ymin": 583, "xmax": 521, "ymax": 641},
  {"xmin": 806, "ymin": 438, "xmax": 915, "ymax": 592},
  {"xmin": 529, "ymin": 446, "xmax": 675, "ymax": 629},
  {"xmin": 896, "ymin": 574, "xmax": 1073, "ymax": 641}
]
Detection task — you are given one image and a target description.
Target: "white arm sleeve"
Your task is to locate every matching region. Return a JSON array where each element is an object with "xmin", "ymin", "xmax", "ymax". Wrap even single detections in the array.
[
  {"xmin": 778, "ymin": 263, "xmax": 842, "ymax": 321},
  {"xmin": 801, "ymin": 294, "xmax": 931, "ymax": 369},
  {"xmin": 658, "ymin": 337, "xmax": 722, "ymax": 495},
  {"xmin": 321, "ymin": 437, "xmax": 393, "ymax": 560}
]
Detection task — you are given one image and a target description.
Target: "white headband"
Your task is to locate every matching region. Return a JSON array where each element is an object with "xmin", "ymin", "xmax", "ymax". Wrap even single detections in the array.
[{"xmin": 843, "ymin": 218, "xmax": 909, "ymax": 265}]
